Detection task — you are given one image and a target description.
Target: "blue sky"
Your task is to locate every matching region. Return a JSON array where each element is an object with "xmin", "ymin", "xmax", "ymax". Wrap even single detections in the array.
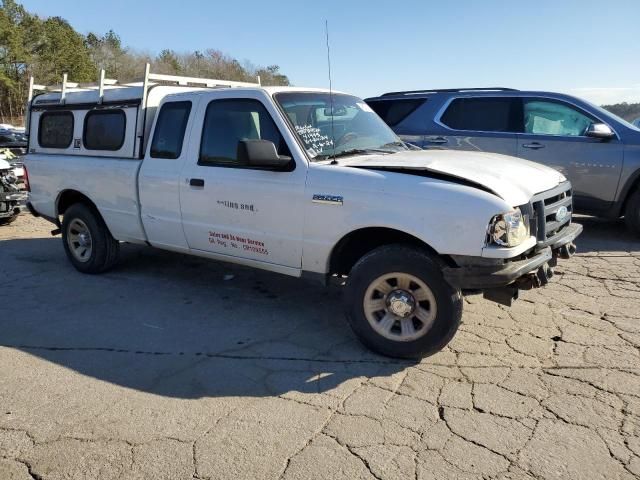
[{"xmin": 20, "ymin": 0, "xmax": 640, "ymax": 104}]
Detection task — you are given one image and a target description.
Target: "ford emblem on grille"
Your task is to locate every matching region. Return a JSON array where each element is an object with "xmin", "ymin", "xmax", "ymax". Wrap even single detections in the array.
[{"xmin": 555, "ymin": 206, "xmax": 569, "ymax": 222}]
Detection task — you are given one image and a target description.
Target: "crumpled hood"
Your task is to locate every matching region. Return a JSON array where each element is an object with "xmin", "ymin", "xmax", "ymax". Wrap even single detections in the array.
[{"xmin": 341, "ymin": 150, "xmax": 566, "ymax": 206}]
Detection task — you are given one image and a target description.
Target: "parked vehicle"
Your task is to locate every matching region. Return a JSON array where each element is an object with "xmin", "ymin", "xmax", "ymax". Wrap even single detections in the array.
[
  {"xmin": 365, "ymin": 88, "xmax": 640, "ymax": 234},
  {"xmin": 25, "ymin": 68, "xmax": 581, "ymax": 358},
  {"xmin": 633, "ymin": 118, "xmax": 640, "ymax": 128},
  {"xmin": 0, "ymin": 128, "xmax": 28, "ymax": 157},
  {"xmin": 0, "ymin": 153, "xmax": 27, "ymax": 225}
]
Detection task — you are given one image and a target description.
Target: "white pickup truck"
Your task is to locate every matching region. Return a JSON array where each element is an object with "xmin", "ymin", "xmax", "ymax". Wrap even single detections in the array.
[{"xmin": 25, "ymin": 67, "xmax": 582, "ymax": 358}]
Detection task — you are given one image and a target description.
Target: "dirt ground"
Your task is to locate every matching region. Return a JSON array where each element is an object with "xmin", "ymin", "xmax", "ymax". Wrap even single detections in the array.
[{"xmin": 1, "ymin": 213, "xmax": 639, "ymax": 480}]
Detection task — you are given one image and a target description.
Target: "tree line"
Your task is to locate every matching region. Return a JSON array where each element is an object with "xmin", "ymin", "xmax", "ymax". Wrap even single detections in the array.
[
  {"xmin": 0, "ymin": 0, "xmax": 290, "ymax": 125},
  {"xmin": 602, "ymin": 102, "xmax": 640, "ymax": 123}
]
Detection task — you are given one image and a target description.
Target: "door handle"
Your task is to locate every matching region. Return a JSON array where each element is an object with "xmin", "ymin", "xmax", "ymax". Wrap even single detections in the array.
[
  {"xmin": 522, "ymin": 142, "xmax": 545, "ymax": 150},
  {"xmin": 189, "ymin": 178, "xmax": 205, "ymax": 187},
  {"xmin": 426, "ymin": 136, "xmax": 448, "ymax": 144}
]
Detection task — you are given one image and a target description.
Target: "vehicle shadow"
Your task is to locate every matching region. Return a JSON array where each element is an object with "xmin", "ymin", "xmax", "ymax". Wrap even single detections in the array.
[
  {"xmin": 574, "ymin": 215, "xmax": 640, "ymax": 254},
  {"xmin": 1, "ymin": 237, "xmax": 412, "ymax": 399}
]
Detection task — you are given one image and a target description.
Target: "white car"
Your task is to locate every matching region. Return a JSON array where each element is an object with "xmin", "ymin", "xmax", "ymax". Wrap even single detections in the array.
[{"xmin": 24, "ymin": 66, "xmax": 582, "ymax": 358}]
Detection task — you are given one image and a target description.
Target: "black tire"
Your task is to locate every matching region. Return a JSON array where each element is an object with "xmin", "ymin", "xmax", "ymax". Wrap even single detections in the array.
[
  {"xmin": 624, "ymin": 188, "xmax": 640, "ymax": 235},
  {"xmin": 0, "ymin": 214, "xmax": 18, "ymax": 226},
  {"xmin": 344, "ymin": 244, "xmax": 462, "ymax": 359},
  {"xmin": 61, "ymin": 203, "xmax": 120, "ymax": 274}
]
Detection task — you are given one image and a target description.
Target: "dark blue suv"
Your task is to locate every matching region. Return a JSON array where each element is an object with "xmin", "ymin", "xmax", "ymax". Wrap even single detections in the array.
[{"xmin": 365, "ymin": 88, "xmax": 640, "ymax": 234}]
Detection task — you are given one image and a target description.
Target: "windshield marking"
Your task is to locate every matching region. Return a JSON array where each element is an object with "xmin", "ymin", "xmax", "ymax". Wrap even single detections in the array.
[{"xmin": 294, "ymin": 125, "xmax": 334, "ymax": 157}]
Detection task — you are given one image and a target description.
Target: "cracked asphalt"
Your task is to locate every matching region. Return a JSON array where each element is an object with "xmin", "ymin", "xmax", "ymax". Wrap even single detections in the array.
[{"xmin": 1, "ymin": 214, "xmax": 639, "ymax": 480}]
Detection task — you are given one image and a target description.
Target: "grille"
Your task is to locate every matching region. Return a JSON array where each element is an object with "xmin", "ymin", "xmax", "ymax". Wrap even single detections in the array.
[{"xmin": 521, "ymin": 181, "xmax": 573, "ymax": 247}]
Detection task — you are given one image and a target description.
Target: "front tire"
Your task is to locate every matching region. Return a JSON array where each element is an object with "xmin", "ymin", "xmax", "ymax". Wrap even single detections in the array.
[
  {"xmin": 624, "ymin": 188, "xmax": 640, "ymax": 236},
  {"xmin": 0, "ymin": 214, "xmax": 18, "ymax": 226},
  {"xmin": 344, "ymin": 244, "xmax": 462, "ymax": 359},
  {"xmin": 62, "ymin": 203, "xmax": 120, "ymax": 274}
]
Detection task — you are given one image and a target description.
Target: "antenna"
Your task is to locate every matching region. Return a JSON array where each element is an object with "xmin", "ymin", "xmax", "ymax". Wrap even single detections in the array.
[{"xmin": 325, "ymin": 20, "xmax": 337, "ymax": 164}]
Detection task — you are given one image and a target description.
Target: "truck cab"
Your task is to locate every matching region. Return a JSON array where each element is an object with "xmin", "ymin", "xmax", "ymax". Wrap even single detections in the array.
[{"xmin": 25, "ymin": 66, "xmax": 582, "ymax": 358}]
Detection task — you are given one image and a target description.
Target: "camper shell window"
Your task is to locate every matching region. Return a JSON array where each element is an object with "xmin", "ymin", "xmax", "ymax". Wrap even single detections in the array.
[
  {"xmin": 38, "ymin": 111, "xmax": 74, "ymax": 149},
  {"xmin": 83, "ymin": 109, "xmax": 126, "ymax": 151}
]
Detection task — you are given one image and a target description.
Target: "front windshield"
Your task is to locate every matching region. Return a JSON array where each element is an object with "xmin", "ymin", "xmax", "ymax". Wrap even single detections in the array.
[{"xmin": 274, "ymin": 92, "xmax": 408, "ymax": 160}]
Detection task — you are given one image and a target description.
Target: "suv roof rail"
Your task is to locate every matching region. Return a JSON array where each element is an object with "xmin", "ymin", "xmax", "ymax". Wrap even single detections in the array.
[
  {"xmin": 27, "ymin": 63, "xmax": 261, "ymax": 106},
  {"xmin": 379, "ymin": 87, "xmax": 519, "ymax": 97}
]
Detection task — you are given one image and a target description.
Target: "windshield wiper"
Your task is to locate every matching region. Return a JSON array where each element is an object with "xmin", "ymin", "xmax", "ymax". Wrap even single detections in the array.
[
  {"xmin": 316, "ymin": 148, "xmax": 395, "ymax": 161},
  {"xmin": 380, "ymin": 140, "xmax": 418, "ymax": 151}
]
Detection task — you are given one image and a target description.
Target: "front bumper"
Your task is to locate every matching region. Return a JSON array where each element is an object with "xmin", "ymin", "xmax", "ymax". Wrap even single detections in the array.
[{"xmin": 443, "ymin": 222, "xmax": 583, "ymax": 305}]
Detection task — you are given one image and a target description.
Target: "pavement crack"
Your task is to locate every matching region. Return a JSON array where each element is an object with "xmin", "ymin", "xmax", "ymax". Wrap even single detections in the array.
[{"xmin": 6, "ymin": 343, "xmax": 416, "ymax": 366}]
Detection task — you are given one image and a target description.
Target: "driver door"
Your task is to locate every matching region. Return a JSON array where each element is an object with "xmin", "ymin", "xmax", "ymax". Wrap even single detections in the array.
[{"xmin": 179, "ymin": 93, "xmax": 307, "ymax": 269}]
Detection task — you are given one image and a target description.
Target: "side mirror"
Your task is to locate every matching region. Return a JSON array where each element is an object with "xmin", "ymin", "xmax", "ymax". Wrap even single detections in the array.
[
  {"xmin": 237, "ymin": 140, "xmax": 292, "ymax": 170},
  {"xmin": 585, "ymin": 123, "xmax": 615, "ymax": 139}
]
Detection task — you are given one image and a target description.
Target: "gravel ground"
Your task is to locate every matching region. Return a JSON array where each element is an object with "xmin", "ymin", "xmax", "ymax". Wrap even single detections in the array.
[{"xmin": 1, "ymin": 213, "xmax": 639, "ymax": 480}]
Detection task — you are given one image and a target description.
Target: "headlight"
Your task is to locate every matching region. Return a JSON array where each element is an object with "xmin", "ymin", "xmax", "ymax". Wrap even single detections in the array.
[{"xmin": 487, "ymin": 208, "xmax": 530, "ymax": 247}]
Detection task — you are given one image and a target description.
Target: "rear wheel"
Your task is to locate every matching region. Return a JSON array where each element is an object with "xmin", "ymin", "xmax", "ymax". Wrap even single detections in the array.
[
  {"xmin": 344, "ymin": 244, "xmax": 462, "ymax": 359},
  {"xmin": 62, "ymin": 203, "xmax": 120, "ymax": 273},
  {"xmin": 624, "ymin": 188, "xmax": 640, "ymax": 235}
]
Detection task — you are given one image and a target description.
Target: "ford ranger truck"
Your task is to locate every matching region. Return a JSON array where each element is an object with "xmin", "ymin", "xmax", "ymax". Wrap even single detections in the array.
[{"xmin": 24, "ymin": 67, "xmax": 582, "ymax": 358}]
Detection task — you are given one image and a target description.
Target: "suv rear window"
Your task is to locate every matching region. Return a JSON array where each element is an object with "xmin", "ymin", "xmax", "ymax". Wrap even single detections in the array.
[
  {"xmin": 38, "ymin": 111, "xmax": 74, "ymax": 148},
  {"xmin": 440, "ymin": 97, "xmax": 521, "ymax": 133},
  {"xmin": 84, "ymin": 109, "xmax": 126, "ymax": 151},
  {"xmin": 367, "ymin": 99, "xmax": 426, "ymax": 127}
]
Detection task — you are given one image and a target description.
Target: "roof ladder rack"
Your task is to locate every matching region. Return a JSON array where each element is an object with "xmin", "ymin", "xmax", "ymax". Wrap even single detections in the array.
[
  {"xmin": 97, "ymin": 69, "xmax": 118, "ymax": 104},
  {"xmin": 143, "ymin": 66, "xmax": 260, "ymax": 89}
]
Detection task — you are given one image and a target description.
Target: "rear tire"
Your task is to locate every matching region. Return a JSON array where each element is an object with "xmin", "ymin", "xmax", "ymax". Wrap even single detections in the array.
[
  {"xmin": 62, "ymin": 203, "xmax": 120, "ymax": 274},
  {"xmin": 624, "ymin": 188, "xmax": 640, "ymax": 236},
  {"xmin": 344, "ymin": 244, "xmax": 462, "ymax": 359}
]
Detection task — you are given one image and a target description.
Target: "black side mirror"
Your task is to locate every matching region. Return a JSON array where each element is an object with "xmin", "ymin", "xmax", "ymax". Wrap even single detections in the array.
[
  {"xmin": 237, "ymin": 140, "xmax": 292, "ymax": 170},
  {"xmin": 585, "ymin": 123, "xmax": 615, "ymax": 139}
]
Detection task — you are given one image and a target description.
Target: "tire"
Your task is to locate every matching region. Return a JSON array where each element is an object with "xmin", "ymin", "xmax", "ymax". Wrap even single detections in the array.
[
  {"xmin": 344, "ymin": 244, "xmax": 462, "ymax": 359},
  {"xmin": 0, "ymin": 214, "xmax": 18, "ymax": 226},
  {"xmin": 61, "ymin": 203, "xmax": 120, "ymax": 274},
  {"xmin": 624, "ymin": 188, "xmax": 640, "ymax": 235}
]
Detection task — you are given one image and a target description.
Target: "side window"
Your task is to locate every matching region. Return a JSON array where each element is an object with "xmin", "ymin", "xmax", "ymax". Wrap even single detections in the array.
[
  {"xmin": 150, "ymin": 101, "xmax": 192, "ymax": 159},
  {"xmin": 84, "ymin": 109, "xmax": 126, "ymax": 151},
  {"xmin": 440, "ymin": 97, "xmax": 520, "ymax": 133},
  {"xmin": 524, "ymin": 100, "xmax": 595, "ymax": 137},
  {"xmin": 366, "ymin": 99, "xmax": 426, "ymax": 127},
  {"xmin": 38, "ymin": 111, "xmax": 74, "ymax": 148},
  {"xmin": 199, "ymin": 99, "xmax": 290, "ymax": 167}
]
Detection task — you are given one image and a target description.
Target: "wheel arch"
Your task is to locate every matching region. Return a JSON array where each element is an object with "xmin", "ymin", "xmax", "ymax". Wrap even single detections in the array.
[
  {"xmin": 56, "ymin": 189, "xmax": 110, "ymax": 233},
  {"xmin": 616, "ymin": 169, "xmax": 640, "ymax": 218},
  {"xmin": 328, "ymin": 226, "xmax": 454, "ymax": 277}
]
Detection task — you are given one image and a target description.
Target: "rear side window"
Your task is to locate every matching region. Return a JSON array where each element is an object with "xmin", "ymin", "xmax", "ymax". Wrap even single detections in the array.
[
  {"xmin": 199, "ymin": 99, "xmax": 289, "ymax": 167},
  {"xmin": 84, "ymin": 110, "xmax": 126, "ymax": 151},
  {"xmin": 440, "ymin": 97, "xmax": 521, "ymax": 133},
  {"xmin": 367, "ymin": 99, "xmax": 426, "ymax": 127},
  {"xmin": 38, "ymin": 111, "xmax": 74, "ymax": 148},
  {"xmin": 150, "ymin": 101, "xmax": 192, "ymax": 159}
]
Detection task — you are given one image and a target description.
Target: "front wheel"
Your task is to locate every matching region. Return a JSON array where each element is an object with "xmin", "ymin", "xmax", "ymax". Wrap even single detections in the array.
[
  {"xmin": 0, "ymin": 214, "xmax": 18, "ymax": 226},
  {"xmin": 344, "ymin": 245, "xmax": 462, "ymax": 359}
]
